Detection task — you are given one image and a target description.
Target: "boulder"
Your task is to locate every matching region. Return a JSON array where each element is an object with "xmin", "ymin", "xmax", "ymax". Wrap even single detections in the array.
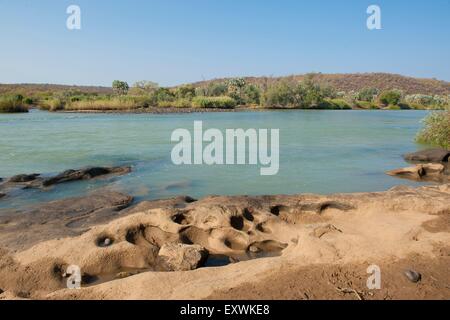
[
  {"xmin": 42, "ymin": 166, "xmax": 131, "ymax": 186},
  {"xmin": 386, "ymin": 163, "xmax": 446, "ymax": 181},
  {"xmin": 157, "ymin": 243, "xmax": 208, "ymax": 272},
  {"xmin": 403, "ymin": 149, "xmax": 450, "ymax": 163}
]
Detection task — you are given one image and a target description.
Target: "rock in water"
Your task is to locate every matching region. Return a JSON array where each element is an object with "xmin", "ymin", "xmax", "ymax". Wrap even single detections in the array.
[
  {"xmin": 404, "ymin": 269, "xmax": 421, "ymax": 283},
  {"xmin": 7, "ymin": 173, "xmax": 40, "ymax": 183},
  {"xmin": 158, "ymin": 243, "xmax": 208, "ymax": 271},
  {"xmin": 404, "ymin": 149, "xmax": 450, "ymax": 162},
  {"xmin": 42, "ymin": 166, "xmax": 131, "ymax": 186},
  {"xmin": 386, "ymin": 163, "xmax": 446, "ymax": 182}
]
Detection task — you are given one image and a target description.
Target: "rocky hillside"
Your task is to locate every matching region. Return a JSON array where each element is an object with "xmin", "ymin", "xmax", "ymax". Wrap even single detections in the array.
[
  {"xmin": 2, "ymin": 73, "xmax": 449, "ymax": 96},
  {"xmin": 192, "ymin": 73, "xmax": 450, "ymax": 95},
  {"xmin": 0, "ymin": 83, "xmax": 112, "ymax": 96}
]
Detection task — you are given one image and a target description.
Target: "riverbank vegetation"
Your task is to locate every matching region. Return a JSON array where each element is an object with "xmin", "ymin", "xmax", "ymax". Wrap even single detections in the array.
[
  {"xmin": 417, "ymin": 110, "xmax": 450, "ymax": 149},
  {"xmin": 0, "ymin": 73, "xmax": 449, "ymax": 112},
  {"xmin": 0, "ymin": 95, "xmax": 29, "ymax": 113}
]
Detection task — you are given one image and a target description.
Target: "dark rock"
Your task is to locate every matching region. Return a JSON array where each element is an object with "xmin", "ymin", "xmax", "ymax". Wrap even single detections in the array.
[
  {"xmin": 0, "ymin": 193, "xmax": 5, "ymax": 199},
  {"xmin": 404, "ymin": 149, "xmax": 450, "ymax": 163},
  {"xmin": 404, "ymin": 269, "xmax": 421, "ymax": 283},
  {"xmin": 8, "ymin": 173, "xmax": 40, "ymax": 183},
  {"xmin": 42, "ymin": 166, "xmax": 131, "ymax": 187}
]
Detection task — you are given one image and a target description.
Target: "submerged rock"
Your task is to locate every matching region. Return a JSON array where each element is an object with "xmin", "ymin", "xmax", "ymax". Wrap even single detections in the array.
[
  {"xmin": 158, "ymin": 243, "xmax": 208, "ymax": 272},
  {"xmin": 7, "ymin": 173, "xmax": 40, "ymax": 183},
  {"xmin": 0, "ymin": 166, "xmax": 132, "ymax": 198},
  {"xmin": 42, "ymin": 166, "xmax": 131, "ymax": 187},
  {"xmin": 404, "ymin": 149, "xmax": 450, "ymax": 163}
]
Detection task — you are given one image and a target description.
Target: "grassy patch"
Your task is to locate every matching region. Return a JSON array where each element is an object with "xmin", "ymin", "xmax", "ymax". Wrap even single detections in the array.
[
  {"xmin": 192, "ymin": 96, "xmax": 236, "ymax": 109},
  {"xmin": 0, "ymin": 96, "xmax": 28, "ymax": 113},
  {"xmin": 417, "ymin": 110, "xmax": 450, "ymax": 149}
]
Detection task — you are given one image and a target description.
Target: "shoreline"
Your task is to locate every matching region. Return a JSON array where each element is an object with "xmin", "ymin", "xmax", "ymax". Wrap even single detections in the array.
[
  {"xmin": 38, "ymin": 106, "xmax": 436, "ymax": 115},
  {"xmin": 1, "ymin": 183, "xmax": 449, "ymax": 300}
]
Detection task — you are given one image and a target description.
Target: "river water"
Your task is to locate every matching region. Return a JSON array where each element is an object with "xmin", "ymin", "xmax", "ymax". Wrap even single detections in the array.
[{"xmin": 0, "ymin": 109, "xmax": 430, "ymax": 208}]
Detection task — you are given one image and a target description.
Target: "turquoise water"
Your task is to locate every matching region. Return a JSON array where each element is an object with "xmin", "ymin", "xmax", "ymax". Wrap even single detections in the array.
[{"xmin": 0, "ymin": 109, "xmax": 430, "ymax": 209}]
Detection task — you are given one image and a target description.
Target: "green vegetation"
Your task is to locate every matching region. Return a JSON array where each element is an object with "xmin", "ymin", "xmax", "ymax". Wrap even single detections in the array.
[
  {"xmin": 192, "ymin": 96, "xmax": 236, "ymax": 109},
  {"xmin": 379, "ymin": 90, "xmax": 402, "ymax": 106},
  {"xmin": 0, "ymin": 74, "xmax": 449, "ymax": 113},
  {"xmin": 417, "ymin": 110, "xmax": 450, "ymax": 149},
  {"xmin": 112, "ymin": 80, "xmax": 130, "ymax": 95},
  {"xmin": 0, "ymin": 95, "xmax": 28, "ymax": 113}
]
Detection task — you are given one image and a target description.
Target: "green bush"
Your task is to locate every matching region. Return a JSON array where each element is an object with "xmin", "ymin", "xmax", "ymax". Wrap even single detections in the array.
[
  {"xmin": 263, "ymin": 82, "xmax": 297, "ymax": 108},
  {"xmin": 417, "ymin": 110, "xmax": 450, "ymax": 149},
  {"xmin": 357, "ymin": 88, "xmax": 379, "ymax": 102},
  {"xmin": 206, "ymin": 82, "xmax": 228, "ymax": 96},
  {"xmin": 192, "ymin": 96, "xmax": 236, "ymax": 109},
  {"xmin": 379, "ymin": 90, "xmax": 402, "ymax": 106},
  {"xmin": 0, "ymin": 96, "xmax": 28, "ymax": 113}
]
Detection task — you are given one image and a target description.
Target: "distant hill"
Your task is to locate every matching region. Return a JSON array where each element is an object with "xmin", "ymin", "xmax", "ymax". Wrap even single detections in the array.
[
  {"xmin": 0, "ymin": 83, "xmax": 112, "ymax": 96},
  {"xmin": 1, "ymin": 73, "xmax": 449, "ymax": 96},
  {"xmin": 191, "ymin": 73, "xmax": 450, "ymax": 96}
]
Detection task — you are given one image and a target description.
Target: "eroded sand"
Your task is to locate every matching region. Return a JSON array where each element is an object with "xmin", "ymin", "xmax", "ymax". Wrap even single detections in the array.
[{"xmin": 1, "ymin": 184, "xmax": 449, "ymax": 300}]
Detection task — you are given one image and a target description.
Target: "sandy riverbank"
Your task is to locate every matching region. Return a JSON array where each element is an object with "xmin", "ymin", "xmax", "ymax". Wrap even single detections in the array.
[{"xmin": 0, "ymin": 183, "xmax": 449, "ymax": 300}]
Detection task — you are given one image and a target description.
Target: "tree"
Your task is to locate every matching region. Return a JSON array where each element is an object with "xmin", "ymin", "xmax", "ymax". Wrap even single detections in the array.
[
  {"xmin": 227, "ymin": 78, "xmax": 247, "ymax": 104},
  {"xmin": 112, "ymin": 80, "xmax": 129, "ymax": 95},
  {"xmin": 131, "ymin": 81, "xmax": 158, "ymax": 95}
]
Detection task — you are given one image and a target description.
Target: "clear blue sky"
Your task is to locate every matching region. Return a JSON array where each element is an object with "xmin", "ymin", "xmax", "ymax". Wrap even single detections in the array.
[{"xmin": 0, "ymin": 0, "xmax": 449, "ymax": 86}]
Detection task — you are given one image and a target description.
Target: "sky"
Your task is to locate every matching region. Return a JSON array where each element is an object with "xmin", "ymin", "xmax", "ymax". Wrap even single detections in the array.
[{"xmin": 0, "ymin": 0, "xmax": 449, "ymax": 86}]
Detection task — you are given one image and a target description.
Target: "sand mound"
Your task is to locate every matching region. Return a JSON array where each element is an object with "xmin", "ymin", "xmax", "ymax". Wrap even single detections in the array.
[{"xmin": 1, "ymin": 184, "xmax": 450, "ymax": 300}]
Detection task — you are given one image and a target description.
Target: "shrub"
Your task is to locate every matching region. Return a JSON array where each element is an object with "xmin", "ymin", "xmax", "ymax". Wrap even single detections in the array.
[
  {"xmin": 175, "ymin": 85, "xmax": 195, "ymax": 99},
  {"xmin": 405, "ymin": 94, "xmax": 448, "ymax": 109},
  {"xmin": 0, "ymin": 96, "xmax": 28, "ymax": 113},
  {"xmin": 24, "ymin": 97, "xmax": 34, "ymax": 105},
  {"xmin": 379, "ymin": 90, "xmax": 402, "ymax": 106},
  {"xmin": 206, "ymin": 82, "xmax": 228, "ymax": 96},
  {"xmin": 357, "ymin": 88, "xmax": 379, "ymax": 102},
  {"xmin": 243, "ymin": 85, "xmax": 261, "ymax": 105},
  {"xmin": 154, "ymin": 88, "xmax": 175, "ymax": 102},
  {"xmin": 263, "ymin": 82, "xmax": 297, "ymax": 108},
  {"xmin": 192, "ymin": 96, "xmax": 236, "ymax": 109},
  {"xmin": 417, "ymin": 110, "xmax": 450, "ymax": 149}
]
